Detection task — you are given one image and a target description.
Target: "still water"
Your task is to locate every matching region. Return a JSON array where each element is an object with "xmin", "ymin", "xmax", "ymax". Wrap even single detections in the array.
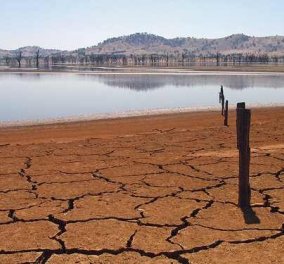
[{"xmin": 0, "ymin": 73, "xmax": 284, "ymax": 123}]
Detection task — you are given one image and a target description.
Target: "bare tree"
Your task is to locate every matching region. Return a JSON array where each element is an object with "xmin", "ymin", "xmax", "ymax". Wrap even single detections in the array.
[
  {"xmin": 35, "ymin": 49, "xmax": 40, "ymax": 68},
  {"xmin": 4, "ymin": 56, "xmax": 10, "ymax": 66},
  {"xmin": 166, "ymin": 53, "xmax": 169, "ymax": 67},
  {"xmin": 216, "ymin": 52, "xmax": 220, "ymax": 66},
  {"xmin": 182, "ymin": 52, "xmax": 186, "ymax": 67},
  {"xmin": 16, "ymin": 51, "xmax": 23, "ymax": 68}
]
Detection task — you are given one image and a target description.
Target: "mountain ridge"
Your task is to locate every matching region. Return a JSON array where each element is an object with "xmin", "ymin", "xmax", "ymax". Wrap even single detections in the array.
[{"xmin": 1, "ymin": 33, "xmax": 284, "ymax": 58}]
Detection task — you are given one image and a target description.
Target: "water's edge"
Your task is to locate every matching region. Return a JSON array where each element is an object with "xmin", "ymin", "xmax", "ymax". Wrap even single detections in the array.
[{"xmin": 1, "ymin": 104, "xmax": 283, "ymax": 128}]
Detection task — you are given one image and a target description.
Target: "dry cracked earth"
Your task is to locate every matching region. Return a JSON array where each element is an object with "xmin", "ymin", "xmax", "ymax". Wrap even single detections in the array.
[{"xmin": 0, "ymin": 109, "xmax": 283, "ymax": 263}]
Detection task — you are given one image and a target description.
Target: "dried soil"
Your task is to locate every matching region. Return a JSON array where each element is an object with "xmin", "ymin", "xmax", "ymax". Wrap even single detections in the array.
[{"xmin": 0, "ymin": 108, "xmax": 283, "ymax": 263}]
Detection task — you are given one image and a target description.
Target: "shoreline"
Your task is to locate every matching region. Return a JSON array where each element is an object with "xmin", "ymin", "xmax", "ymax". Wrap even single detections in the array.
[
  {"xmin": 1, "ymin": 104, "xmax": 283, "ymax": 129},
  {"xmin": 2, "ymin": 66, "xmax": 284, "ymax": 75},
  {"xmin": 1, "ymin": 106, "xmax": 283, "ymax": 145}
]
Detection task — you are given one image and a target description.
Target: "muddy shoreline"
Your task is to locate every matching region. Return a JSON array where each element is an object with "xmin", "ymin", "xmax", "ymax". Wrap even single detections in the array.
[{"xmin": 1, "ymin": 106, "xmax": 283, "ymax": 144}]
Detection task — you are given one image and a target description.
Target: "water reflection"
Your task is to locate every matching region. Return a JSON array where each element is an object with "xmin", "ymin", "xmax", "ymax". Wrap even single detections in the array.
[
  {"xmin": 1, "ymin": 73, "xmax": 284, "ymax": 91},
  {"xmin": 95, "ymin": 74, "xmax": 284, "ymax": 90}
]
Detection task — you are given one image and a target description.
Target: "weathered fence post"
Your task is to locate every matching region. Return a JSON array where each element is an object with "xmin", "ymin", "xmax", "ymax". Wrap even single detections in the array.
[
  {"xmin": 236, "ymin": 102, "xmax": 246, "ymax": 149},
  {"xmin": 236, "ymin": 102, "xmax": 251, "ymax": 208},
  {"xmin": 219, "ymin": 86, "xmax": 225, "ymax": 115},
  {"xmin": 224, "ymin": 100, "xmax": 228, "ymax": 126},
  {"xmin": 221, "ymin": 94, "xmax": 225, "ymax": 115},
  {"xmin": 219, "ymin": 85, "xmax": 224, "ymax": 103}
]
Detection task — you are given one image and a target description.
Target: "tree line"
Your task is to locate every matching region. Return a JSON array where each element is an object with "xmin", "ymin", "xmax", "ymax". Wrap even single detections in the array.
[{"xmin": 1, "ymin": 49, "xmax": 284, "ymax": 68}]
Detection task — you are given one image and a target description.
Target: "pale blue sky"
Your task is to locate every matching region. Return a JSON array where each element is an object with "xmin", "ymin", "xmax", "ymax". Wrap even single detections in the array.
[{"xmin": 0, "ymin": 0, "xmax": 283, "ymax": 50}]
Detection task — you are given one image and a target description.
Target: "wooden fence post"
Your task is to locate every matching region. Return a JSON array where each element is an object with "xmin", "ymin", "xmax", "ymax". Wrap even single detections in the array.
[
  {"xmin": 219, "ymin": 85, "xmax": 224, "ymax": 103},
  {"xmin": 236, "ymin": 103, "xmax": 251, "ymax": 208},
  {"xmin": 221, "ymin": 94, "xmax": 225, "ymax": 115},
  {"xmin": 236, "ymin": 102, "xmax": 246, "ymax": 149},
  {"xmin": 224, "ymin": 100, "xmax": 228, "ymax": 126}
]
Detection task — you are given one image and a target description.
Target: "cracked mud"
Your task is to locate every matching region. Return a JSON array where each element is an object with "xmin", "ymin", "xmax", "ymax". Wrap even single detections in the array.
[{"xmin": 0, "ymin": 108, "xmax": 283, "ymax": 263}]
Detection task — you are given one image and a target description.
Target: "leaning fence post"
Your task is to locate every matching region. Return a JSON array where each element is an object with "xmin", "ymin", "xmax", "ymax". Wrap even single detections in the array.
[
  {"xmin": 224, "ymin": 100, "xmax": 228, "ymax": 126},
  {"xmin": 236, "ymin": 103, "xmax": 251, "ymax": 208},
  {"xmin": 219, "ymin": 85, "xmax": 224, "ymax": 103},
  {"xmin": 221, "ymin": 94, "xmax": 225, "ymax": 115}
]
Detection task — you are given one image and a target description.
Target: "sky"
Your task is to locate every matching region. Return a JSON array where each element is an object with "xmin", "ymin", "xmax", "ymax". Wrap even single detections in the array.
[{"xmin": 0, "ymin": 0, "xmax": 284, "ymax": 50}]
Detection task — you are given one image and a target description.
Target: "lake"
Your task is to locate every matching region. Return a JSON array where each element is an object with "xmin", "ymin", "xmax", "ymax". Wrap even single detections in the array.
[{"xmin": 0, "ymin": 72, "xmax": 284, "ymax": 123}]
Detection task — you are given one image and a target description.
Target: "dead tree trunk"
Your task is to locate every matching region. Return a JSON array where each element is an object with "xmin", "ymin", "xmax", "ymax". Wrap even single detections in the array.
[
  {"xmin": 36, "ymin": 49, "xmax": 40, "ymax": 68},
  {"xmin": 16, "ymin": 51, "xmax": 23, "ymax": 68}
]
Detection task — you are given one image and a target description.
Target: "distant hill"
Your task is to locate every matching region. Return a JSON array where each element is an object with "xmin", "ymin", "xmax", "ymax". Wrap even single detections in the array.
[
  {"xmin": 0, "ymin": 46, "xmax": 61, "ymax": 58},
  {"xmin": 1, "ymin": 33, "xmax": 284, "ymax": 58},
  {"xmin": 84, "ymin": 33, "xmax": 284, "ymax": 56}
]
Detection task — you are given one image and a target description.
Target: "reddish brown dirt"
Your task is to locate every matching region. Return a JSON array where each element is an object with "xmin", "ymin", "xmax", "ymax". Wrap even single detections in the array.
[{"xmin": 0, "ymin": 108, "xmax": 283, "ymax": 263}]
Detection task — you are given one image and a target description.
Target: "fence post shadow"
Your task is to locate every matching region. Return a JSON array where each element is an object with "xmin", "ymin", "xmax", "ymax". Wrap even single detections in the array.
[{"xmin": 241, "ymin": 206, "xmax": 261, "ymax": 224}]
